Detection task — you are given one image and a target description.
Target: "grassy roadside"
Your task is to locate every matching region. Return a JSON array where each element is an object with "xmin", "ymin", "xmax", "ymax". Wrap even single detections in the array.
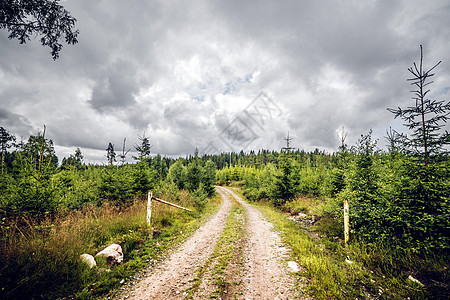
[
  {"xmin": 186, "ymin": 197, "xmax": 246, "ymax": 299},
  {"xmin": 0, "ymin": 191, "xmax": 222, "ymax": 300},
  {"xmin": 231, "ymin": 188, "xmax": 448, "ymax": 299}
]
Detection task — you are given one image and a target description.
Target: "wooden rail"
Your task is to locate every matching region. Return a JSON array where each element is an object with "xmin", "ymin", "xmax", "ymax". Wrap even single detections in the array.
[
  {"xmin": 151, "ymin": 196, "xmax": 192, "ymax": 212},
  {"xmin": 147, "ymin": 191, "xmax": 192, "ymax": 226}
]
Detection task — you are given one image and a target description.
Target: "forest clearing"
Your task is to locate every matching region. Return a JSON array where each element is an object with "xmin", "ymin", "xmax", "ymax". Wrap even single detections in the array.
[
  {"xmin": 1, "ymin": 63, "xmax": 449, "ymax": 296},
  {"xmin": 1, "ymin": 2, "xmax": 449, "ymax": 299},
  {"xmin": 1, "ymin": 67, "xmax": 449, "ymax": 297},
  {"xmin": 0, "ymin": 141, "xmax": 448, "ymax": 299}
]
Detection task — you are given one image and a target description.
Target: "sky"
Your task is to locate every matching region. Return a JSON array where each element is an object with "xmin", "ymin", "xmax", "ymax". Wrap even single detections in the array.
[{"xmin": 1, "ymin": 0, "xmax": 450, "ymax": 164}]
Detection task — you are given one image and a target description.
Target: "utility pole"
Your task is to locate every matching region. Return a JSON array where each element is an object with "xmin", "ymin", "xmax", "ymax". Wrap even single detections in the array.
[{"xmin": 282, "ymin": 131, "xmax": 294, "ymax": 152}]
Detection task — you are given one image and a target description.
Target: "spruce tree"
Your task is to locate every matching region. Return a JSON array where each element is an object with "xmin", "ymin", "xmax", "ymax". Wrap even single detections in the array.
[
  {"xmin": 168, "ymin": 160, "xmax": 186, "ymax": 190},
  {"xmin": 132, "ymin": 133, "xmax": 154, "ymax": 196},
  {"xmin": 272, "ymin": 151, "xmax": 297, "ymax": 206},
  {"xmin": 186, "ymin": 152, "xmax": 203, "ymax": 192},
  {"xmin": 202, "ymin": 160, "xmax": 217, "ymax": 197},
  {"xmin": 0, "ymin": 127, "xmax": 15, "ymax": 174},
  {"xmin": 387, "ymin": 45, "xmax": 450, "ymax": 163},
  {"xmin": 387, "ymin": 46, "xmax": 450, "ymax": 251},
  {"xmin": 100, "ymin": 142, "xmax": 119, "ymax": 201},
  {"xmin": 134, "ymin": 132, "xmax": 152, "ymax": 161},
  {"xmin": 9, "ymin": 129, "xmax": 58, "ymax": 214},
  {"xmin": 106, "ymin": 143, "xmax": 116, "ymax": 166}
]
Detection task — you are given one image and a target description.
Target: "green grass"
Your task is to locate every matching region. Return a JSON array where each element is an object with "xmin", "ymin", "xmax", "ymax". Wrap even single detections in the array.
[
  {"xmin": 0, "ymin": 191, "xmax": 222, "ymax": 300},
  {"xmin": 283, "ymin": 195, "xmax": 325, "ymax": 216},
  {"xmin": 209, "ymin": 199, "xmax": 246, "ymax": 298},
  {"xmin": 186, "ymin": 198, "xmax": 246, "ymax": 299},
  {"xmin": 248, "ymin": 195, "xmax": 449, "ymax": 299}
]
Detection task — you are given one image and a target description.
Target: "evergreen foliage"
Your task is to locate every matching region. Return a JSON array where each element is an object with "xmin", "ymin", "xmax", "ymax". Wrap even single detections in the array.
[
  {"xmin": 1, "ymin": 128, "xmax": 60, "ymax": 214},
  {"xmin": 192, "ymin": 183, "xmax": 208, "ymax": 212},
  {"xmin": 387, "ymin": 45, "xmax": 450, "ymax": 163},
  {"xmin": 60, "ymin": 148, "xmax": 84, "ymax": 170},
  {"xmin": 134, "ymin": 132, "xmax": 152, "ymax": 161},
  {"xmin": 131, "ymin": 135, "xmax": 154, "ymax": 197},
  {"xmin": 167, "ymin": 160, "xmax": 187, "ymax": 190},
  {"xmin": 185, "ymin": 154, "xmax": 203, "ymax": 192},
  {"xmin": 0, "ymin": 127, "xmax": 15, "ymax": 174},
  {"xmin": 1, "ymin": 45, "xmax": 448, "ymax": 298},
  {"xmin": 389, "ymin": 157, "xmax": 449, "ymax": 250},
  {"xmin": 340, "ymin": 131, "xmax": 392, "ymax": 243},
  {"xmin": 106, "ymin": 142, "xmax": 116, "ymax": 166},
  {"xmin": 385, "ymin": 46, "xmax": 450, "ymax": 251},
  {"xmin": 0, "ymin": 46, "xmax": 448, "ymax": 255},
  {"xmin": 202, "ymin": 160, "xmax": 217, "ymax": 197},
  {"xmin": 272, "ymin": 152, "xmax": 298, "ymax": 205},
  {"xmin": 131, "ymin": 161, "xmax": 155, "ymax": 197}
]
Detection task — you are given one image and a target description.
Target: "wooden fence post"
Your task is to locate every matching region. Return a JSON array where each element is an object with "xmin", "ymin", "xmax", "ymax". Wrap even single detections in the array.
[
  {"xmin": 146, "ymin": 192, "xmax": 191, "ymax": 227},
  {"xmin": 147, "ymin": 191, "xmax": 152, "ymax": 226},
  {"xmin": 344, "ymin": 199, "xmax": 349, "ymax": 244}
]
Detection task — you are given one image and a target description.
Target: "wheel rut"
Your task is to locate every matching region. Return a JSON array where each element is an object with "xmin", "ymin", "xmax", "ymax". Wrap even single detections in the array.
[
  {"xmin": 125, "ymin": 189, "xmax": 232, "ymax": 299},
  {"xmin": 122, "ymin": 186, "xmax": 305, "ymax": 299},
  {"xmin": 218, "ymin": 187, "xmax": 303, "ymax": 299}
]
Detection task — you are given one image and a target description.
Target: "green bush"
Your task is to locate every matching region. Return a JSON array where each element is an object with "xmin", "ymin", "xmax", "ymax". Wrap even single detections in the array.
[{"xmin": 192, "ymin": 183, "xmax": 208, "ymax": 212}]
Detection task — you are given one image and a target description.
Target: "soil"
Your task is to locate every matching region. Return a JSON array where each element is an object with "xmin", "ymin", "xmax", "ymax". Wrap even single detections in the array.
[
  {"xmin": 222, "ymin": 187, "xmax": 305, "ymax": 300},
  {"xmin": 119, "ymin": 186, "xmax": 307, "ymax": 299}
]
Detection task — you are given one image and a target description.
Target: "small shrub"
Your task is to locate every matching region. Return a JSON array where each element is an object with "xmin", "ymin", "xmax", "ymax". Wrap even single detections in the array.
[{"xmin": 192, "ymin": 183, "xmax": 208, "ymax": 212}]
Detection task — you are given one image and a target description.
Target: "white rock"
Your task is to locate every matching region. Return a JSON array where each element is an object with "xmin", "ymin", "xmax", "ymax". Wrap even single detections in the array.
[
  {"xmin": 96, "ymin": 243, "xmax": 123, "ymax": 265},
  {"xmin": 297, "ymin": 212, "xmax": 308, "ymax": 219},
  {"xmin": 408, "ymin": 275, "xmax": 424, "ymax": 287},
  {"xmin": 80, "ymin": 253, "xmax": 97, "ymax": 268},
  {"xmin": 97, "ymin": 267, "xmax": 111, "ymax": 273},
  {"xmin": 287, "ymin": 261, "xmax": 301, "ymax": 272}
]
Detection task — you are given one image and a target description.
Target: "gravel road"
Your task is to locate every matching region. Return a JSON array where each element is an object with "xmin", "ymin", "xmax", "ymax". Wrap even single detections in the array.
[
  {"xmin": 122, "ymin": 186, "xmax": 305, "ymax": 299},
  {"xmin": 218, "ymin": 187, "xmax": 303, "ymax": 299}
]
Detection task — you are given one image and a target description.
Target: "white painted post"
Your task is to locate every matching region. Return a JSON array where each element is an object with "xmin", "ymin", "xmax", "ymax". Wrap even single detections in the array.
[
  {"xmin": 147, "ymin": 191, "xmax": 152, "ymax": 226},
  {"xmin": 344, "ymin": 199, "xmax": 349, "ymax": 244}
]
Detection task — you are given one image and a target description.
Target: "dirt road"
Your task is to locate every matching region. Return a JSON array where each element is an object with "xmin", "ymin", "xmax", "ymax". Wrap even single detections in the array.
[
  {"xmin": 221, "ymin": 187, "xmax": 301, "ymax": 299},
  {"xmin": 123, "ymin": 186, "xmax": 304, "ymax": 299}
]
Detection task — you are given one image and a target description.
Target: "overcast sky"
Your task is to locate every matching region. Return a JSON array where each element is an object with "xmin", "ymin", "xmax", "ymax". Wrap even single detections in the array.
[{"xmin": 1, "ymin": 0, "xmax": 449, "ymax": 164}]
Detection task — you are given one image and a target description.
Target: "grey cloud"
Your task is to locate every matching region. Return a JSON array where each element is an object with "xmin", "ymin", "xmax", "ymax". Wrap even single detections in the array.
[
  {"xmin": 124, "ymin": 107, "xmax": 154, "ymax": 131},
  {"xmin": 0, "ymin": 108, "xmax": 35, "ymax": 138},
  {"xmin": 50, "ymin": 123, "xmax": 104, "ymax": 150},
  {"xmin": 1, "ymin": 0, "xmax": 449, "ymax": 161},
  {"xmin": 89, "ymin": 59, "xmax": 140, "ymax": 112},
  {"xmin": 163, "ymin": 102, "xmax": 211, "ymax": 134}
]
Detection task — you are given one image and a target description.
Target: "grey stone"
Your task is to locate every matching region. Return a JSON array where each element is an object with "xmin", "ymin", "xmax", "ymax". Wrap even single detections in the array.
[{"xmin": 96, "ymin": 243, "xmax": 124, "ymax": 265}]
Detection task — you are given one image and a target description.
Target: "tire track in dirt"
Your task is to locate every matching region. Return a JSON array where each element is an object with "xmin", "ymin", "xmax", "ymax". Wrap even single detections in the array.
[
  {"xmin": 191, "ymin": 189, "xmax": 246, "ymax": 299},
  {"xmin": 218, "ymin": 186, "xmax": 304, "ymax": 299},
  {"xmin": 123, "ymin": 187, "xmax": 306, "ymax": 299},
  {"xmin": 124, "ymin": 190, "xmax": 232, "ymax": 299}
]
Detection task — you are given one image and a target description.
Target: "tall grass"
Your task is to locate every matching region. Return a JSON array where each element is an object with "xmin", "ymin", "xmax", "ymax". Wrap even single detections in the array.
[
  {"xmin": 251, "ymin": 195, "xmax": 449, "ymax": 299},
  {"xmin": 0, "ymin": 190, "xmax": 220, "ymax": 299}
]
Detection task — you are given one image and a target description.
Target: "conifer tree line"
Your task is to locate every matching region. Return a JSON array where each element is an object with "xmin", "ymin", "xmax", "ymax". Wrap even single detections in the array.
[
  {"xmin": 212, "ymin": 131, "xmax": 448, "ymax": 251},
  {"xmin": 0, "ymin": 129, "xmax": 217, "ymax": 215},
  {"xmin": 0, "ymin": 46, "xmax": 448, "ymax": 252},
  {"xmin": 214, "ymin": 46, "xmax": 449, "ymax": 252}
]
